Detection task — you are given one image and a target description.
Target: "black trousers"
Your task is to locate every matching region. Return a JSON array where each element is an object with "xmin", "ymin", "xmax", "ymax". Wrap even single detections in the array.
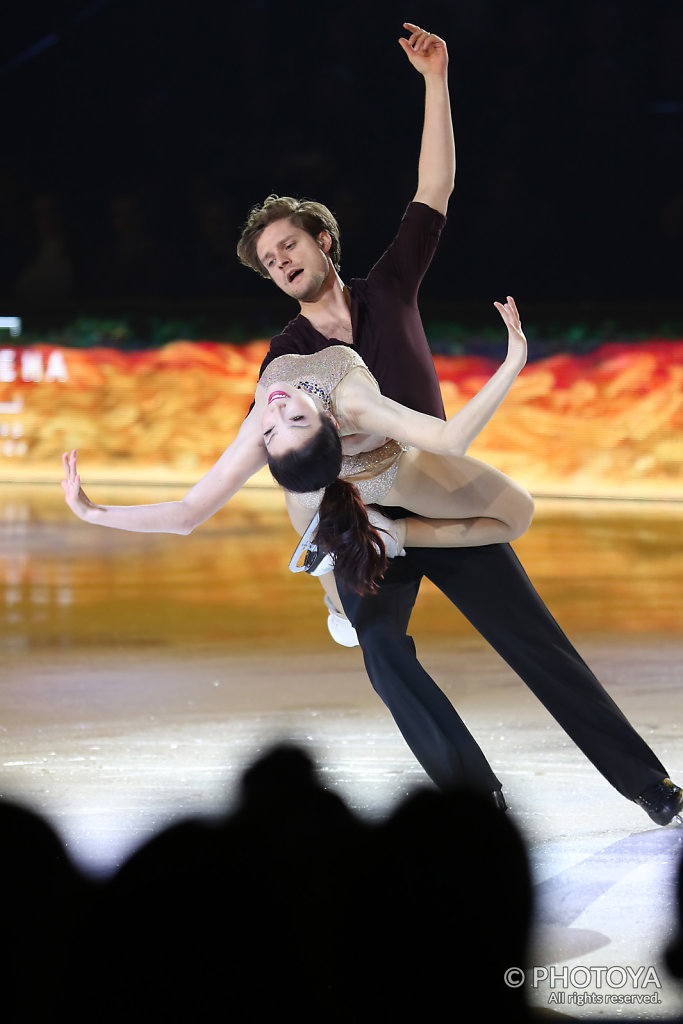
[{"xmin": 337, "ymin": 541, "xmax": 667, "ymax": 799}]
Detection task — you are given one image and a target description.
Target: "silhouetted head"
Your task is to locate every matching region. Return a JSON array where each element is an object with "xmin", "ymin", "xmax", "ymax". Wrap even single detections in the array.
[{"xmin": 665, "ymin": 853, "xmax": 683, "ymax": 980}]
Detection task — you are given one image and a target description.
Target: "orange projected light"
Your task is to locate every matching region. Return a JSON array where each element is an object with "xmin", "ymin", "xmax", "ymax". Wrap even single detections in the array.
[{"xmin": 1, "ymin": 338, "xmax": 682, "ymax": 498}]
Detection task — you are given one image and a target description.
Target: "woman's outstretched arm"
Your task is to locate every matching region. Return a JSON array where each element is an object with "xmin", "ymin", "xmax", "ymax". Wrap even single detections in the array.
[
  {"xmin": 342, "ymin": 296, "xmax": 527, "ymax": 456},
  {"xmin": 363, "ymin": 510, "xmax": 530, "ymax": 555},
  {"xmin": 443, "ymin": 296, "xmax": 526, "ymax": 453},
  {"xmin": 61, "ymin": 405, "xmax": 267, "ymax": 534},
  {"xmin": 400, "ymin": 512, "xmax": 529, "ymax": 548}
]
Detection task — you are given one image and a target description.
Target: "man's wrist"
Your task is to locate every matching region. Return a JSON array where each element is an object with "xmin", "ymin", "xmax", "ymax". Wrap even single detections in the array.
[{"xmin": 422, "ymin": 69, "xmax": 449, "ymax": 86}]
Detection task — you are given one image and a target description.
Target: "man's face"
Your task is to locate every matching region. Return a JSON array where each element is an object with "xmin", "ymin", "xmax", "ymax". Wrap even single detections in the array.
[{"xmin": 256, "ymin": 218, "xmax": 330, "ymax": 302}]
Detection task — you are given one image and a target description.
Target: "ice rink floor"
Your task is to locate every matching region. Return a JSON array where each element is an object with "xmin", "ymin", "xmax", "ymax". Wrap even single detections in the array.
[{"xmin": 2, "ymin": 483, "xmax": 683, "ymax": 1019}]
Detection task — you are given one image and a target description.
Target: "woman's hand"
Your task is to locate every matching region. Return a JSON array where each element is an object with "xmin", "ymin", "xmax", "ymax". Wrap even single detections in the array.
[
  {"xmin": 494, "ymin": 295, "xmax": 527, "ymax": 370},
  {"xmin": 440, "ymin": 297, "xmax": 529, "ymax": 455},
  {"xmin": 367, "ymin": 507, "xmax": 406, "ymax": 558},
  {"xmin": 61, "ymin": 450, "xmax": 104, "ymax": 521}
]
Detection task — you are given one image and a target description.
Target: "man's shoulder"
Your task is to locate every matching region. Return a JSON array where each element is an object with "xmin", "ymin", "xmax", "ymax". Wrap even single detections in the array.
[
  {"xmin": 403, "ymin": 200, "xmax": 447, "ymax": 227},
  {"xmin": 353, "ymin": 201, "xmax": 447, "ymax": 296},
  {"xmin": 392, "ymin": 201, "xmax": 447, "ymax": 253}
]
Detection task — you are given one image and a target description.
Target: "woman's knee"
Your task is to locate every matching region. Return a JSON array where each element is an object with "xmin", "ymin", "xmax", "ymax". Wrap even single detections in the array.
[{"xmin": 507, "ymin": 486, "xmax": 535, "ymax": 539}]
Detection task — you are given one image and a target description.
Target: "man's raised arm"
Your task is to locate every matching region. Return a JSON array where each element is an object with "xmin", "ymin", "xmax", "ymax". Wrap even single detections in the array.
[{"xmin": 399, "ymin": 22, "xmax": 455, "ymax": 216}]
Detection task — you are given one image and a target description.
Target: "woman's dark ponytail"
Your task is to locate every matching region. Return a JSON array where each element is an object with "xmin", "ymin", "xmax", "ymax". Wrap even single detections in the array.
[
  {"xmin": 267, "ymin": 413, "xmax": 388, "ymax": 594},
  {"xmin": 315, "ymin": 479, "xmax": 387, "ymax": 595}
]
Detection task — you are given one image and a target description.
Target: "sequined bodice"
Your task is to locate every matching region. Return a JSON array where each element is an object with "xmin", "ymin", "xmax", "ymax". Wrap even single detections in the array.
[
  {"xmin": 257, "ymin": 345, "xmax": 370, "ymax": 417},
  {"xmin": 259, "ymin": 346, "xmax": 409, "ymax": 510}
]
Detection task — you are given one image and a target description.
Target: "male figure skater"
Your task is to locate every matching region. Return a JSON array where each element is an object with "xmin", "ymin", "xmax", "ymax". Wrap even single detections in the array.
[{"xmin": 242, "ymin": 24, "xmax": 681, "ymax": 824}]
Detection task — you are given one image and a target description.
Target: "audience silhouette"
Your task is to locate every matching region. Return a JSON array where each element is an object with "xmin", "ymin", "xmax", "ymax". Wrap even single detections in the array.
[
  {"xmin": 86, "ymin": 744, "xmax": 368, "ymax": 1022},
  {"xmin": 4, "ymin": 742, "xmax": 683, "ymax": 1021},
  {"xmin": 82, "ymin": 744, "xmax": 538, "ymax": 1022},
  {"xmin": 0, "ymin": 798, "xmax": 94, "ymax": 1022},
  {"xmin": 666, "ymin": 854, "xmax": 683, "ymax": 1020}
]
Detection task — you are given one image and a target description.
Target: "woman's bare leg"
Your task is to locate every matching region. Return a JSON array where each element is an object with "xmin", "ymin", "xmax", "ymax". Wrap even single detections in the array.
[{"xmin": 383, "ymin": 450, "xmax": 534, "ymax": 546}]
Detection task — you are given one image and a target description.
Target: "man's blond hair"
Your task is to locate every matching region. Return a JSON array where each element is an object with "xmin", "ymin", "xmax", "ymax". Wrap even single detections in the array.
[{"xmin": 237, "ymin": 194, "xmax": 342, "ymax": 278}]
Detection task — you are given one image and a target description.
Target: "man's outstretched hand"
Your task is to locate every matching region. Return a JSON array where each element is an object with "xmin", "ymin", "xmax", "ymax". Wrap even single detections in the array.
[{"xmin": 398, "ymin": 22, "xmax": 448, "ymax": 77}]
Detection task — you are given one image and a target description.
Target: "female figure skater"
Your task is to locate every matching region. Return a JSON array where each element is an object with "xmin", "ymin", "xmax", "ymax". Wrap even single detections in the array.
[
  {"xmin": 62, "ymin": 297, "xmax": 532, "ymax": 598},
  {"xmin": 258, "ymin": 296, "xmax": 532, "ymax": 594}
]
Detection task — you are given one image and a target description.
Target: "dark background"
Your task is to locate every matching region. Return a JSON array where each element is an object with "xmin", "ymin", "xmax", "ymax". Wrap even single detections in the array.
[{"xmin": 2, "ymin": 0, "xmax": 681, "ymax": 346}]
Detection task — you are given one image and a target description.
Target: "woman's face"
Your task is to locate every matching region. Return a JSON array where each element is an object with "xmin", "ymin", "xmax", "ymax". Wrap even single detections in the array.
[{"xmin": 261, "ymin": 384, "xmax": 323, "ymax": 457}]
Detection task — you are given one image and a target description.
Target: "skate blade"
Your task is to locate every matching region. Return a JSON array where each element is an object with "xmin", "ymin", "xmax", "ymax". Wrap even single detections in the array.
[{"xmin": 288, "ymin": 512, "xmax": 320, "ymax": 573}]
